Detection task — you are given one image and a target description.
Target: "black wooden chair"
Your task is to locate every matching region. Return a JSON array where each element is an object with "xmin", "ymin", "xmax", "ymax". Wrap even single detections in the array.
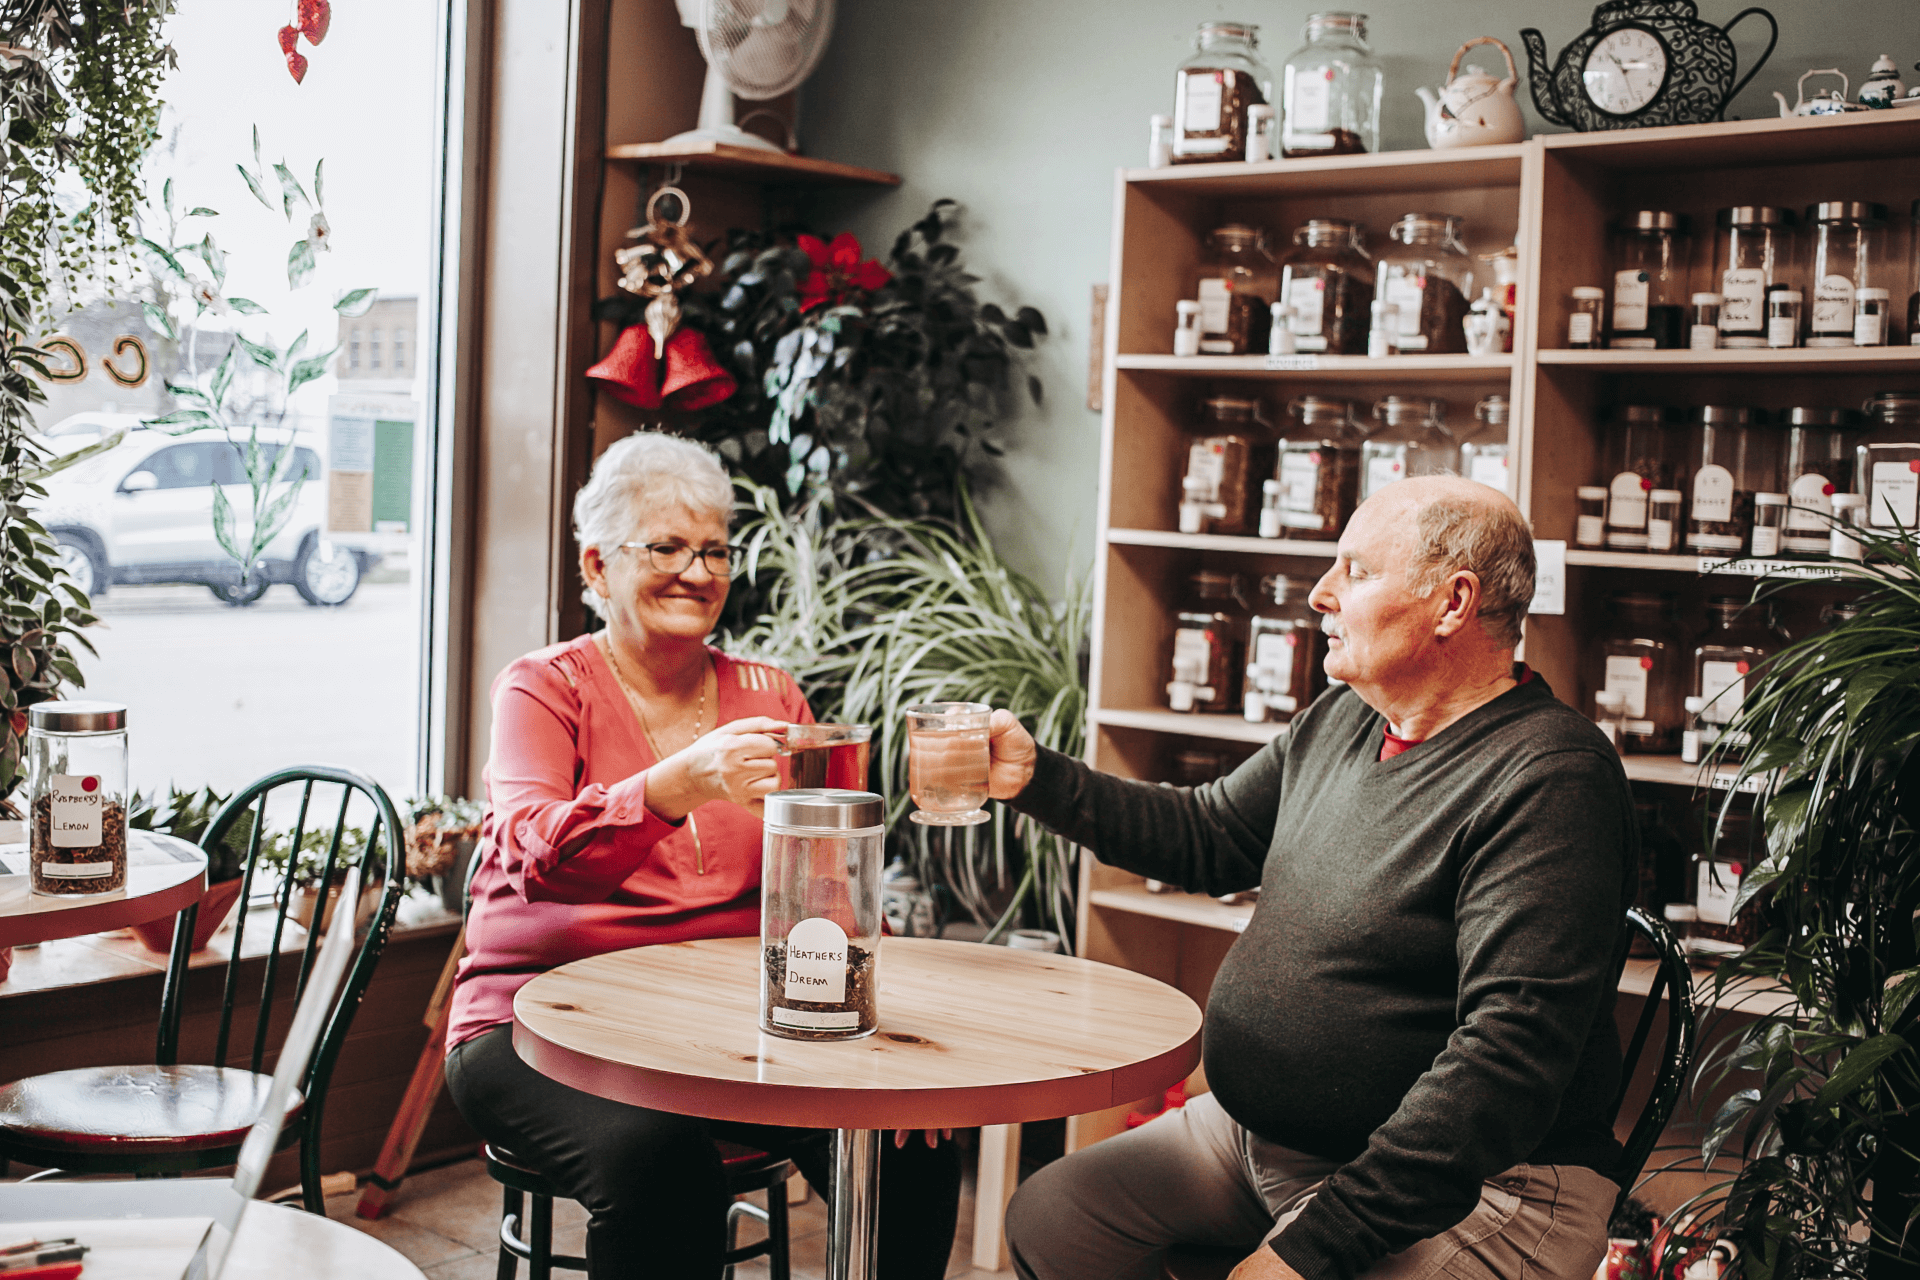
[
  {"xmin": 460, "ymin": 848, "xmax": 796, "ymax": 1280},
  {"xmin": 0, "ymin": 765, "xmax": 406, "ymax": 1212},
  {"xmin": 1162, "ymin": 905, "xmax": 1699, "ymax": 1280}
]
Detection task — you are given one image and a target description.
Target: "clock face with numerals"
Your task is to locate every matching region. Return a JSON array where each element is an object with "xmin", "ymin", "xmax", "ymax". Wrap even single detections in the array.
[{"xmin": 1581, "ymin": 25, "xmax": 1671, "ymax": 116}]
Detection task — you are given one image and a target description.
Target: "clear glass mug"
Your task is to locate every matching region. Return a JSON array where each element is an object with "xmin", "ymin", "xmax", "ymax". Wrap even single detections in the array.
[
  {"xmin": 776, "ymin": 722, "xmax": 872, "ymax": 792},
  {"xmin": 905, "ymin": 702, "xmax": 992, "ymax": 826}
]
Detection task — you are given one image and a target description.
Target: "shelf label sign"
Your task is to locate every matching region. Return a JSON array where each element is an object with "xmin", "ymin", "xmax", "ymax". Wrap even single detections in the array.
[
  {"xmin": 1530, "ymin": 539, "xmax": 1566, "ymax": 615},
  {"xmin": 1263, "ymin": 354, "xmax": 1319, "ymax": 371}
]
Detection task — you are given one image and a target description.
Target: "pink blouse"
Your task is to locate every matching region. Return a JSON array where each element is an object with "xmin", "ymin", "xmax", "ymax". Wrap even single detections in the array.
[{"xmin": 447, "ymin": 633, "xmax": 812, "ymax": 1051}]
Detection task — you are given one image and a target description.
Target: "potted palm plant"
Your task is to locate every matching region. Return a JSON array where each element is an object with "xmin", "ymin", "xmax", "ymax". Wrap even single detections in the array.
[{"xmin": 1682, "ymin": 525, "xmax": 1920, "ymax": 1280}]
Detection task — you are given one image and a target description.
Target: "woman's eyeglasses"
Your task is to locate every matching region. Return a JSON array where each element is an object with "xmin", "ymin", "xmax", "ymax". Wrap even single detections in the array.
[{"xmin": 616, "ymin": 541, "xmax": 744, "ymax": 575}]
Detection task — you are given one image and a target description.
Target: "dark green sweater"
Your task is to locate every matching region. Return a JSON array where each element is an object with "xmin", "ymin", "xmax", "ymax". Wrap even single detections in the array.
[{"xmin": 1014, "ymin": 675, "xmax": 1633, "ymax": 1280}]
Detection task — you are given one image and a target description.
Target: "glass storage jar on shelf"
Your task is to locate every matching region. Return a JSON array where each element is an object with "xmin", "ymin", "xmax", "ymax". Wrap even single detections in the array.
[
  {"xmin": 1459, "ymin": 395, "xmax": 1511, "ymax": 495},
  {"xmin": 1646, "ymin": 488, "xmax": 1684, "ymax": 554},
  {"xmin": 1375, "ymin": 213, "xmax": 1473, "ymax": 355},
  {"xmin": 1908, "ymin": 199, "xmax": 1920, "ymax": 345},
  {"xmin": 1279, "ymin": 220, "xmax": 1373, "ymax": 354},
  {"xmin": 1243, "ymin": 575, "xmax": 1325, "ymax": 723},
  {"xmin": 1265, "ymin": 395, "xmax": 1365, "ymax": 540},
  {"xmin": 1857, "ymin": 390, "xmax": 1920, "ymax": 536},
  {"xmin": 1194, "ymin": 225, "xmax": 1277, "ymax": 354},
  {"xmin": 1362, "ymin": 396, "xmax": 1455, "ymax": 501},
  {"xmin": 1805, "ymin": 201, "xmax": 1889, "ymax": 347},
  {"xmin": 1594, "ymin": 592, "xmax": 1684, "ymax": 753},
  {"xmin": 1781, "ymin": 406, "xmax": 1863, "ymax": 558},
  {"xmin": 1179, "ymin": 395, "xmax": 1273, "ymax": 536},
  {"xmin": 1600, "ymin": 405, "xmax": 1676, "ymax": 552},
  {"xmin": 1712, "ymin": 206, "xmax": 1796, "ymax": 348},
  {"xmin": 1609, "ymin": 211, "xmax": 1690, "ymax": 349},
  {"xmin": 1682, "ymin": 597, "xmax": 1783, "ymax": 763},
  {"xmin": 1278, "ymin": 11, "xmax": 1381, "ymax": 157},
  {"xmin": 1171, "ymin": 22, "xmax": 1274, "ymax": 164},
  {"xmin": 1687, "ymin": 798, "xmax": 1764, "ymax": 958},
  {"xmin": 1683, "ymin": 405, "xmax": 1778, "ymax": 559},
  {"xmin": 1167, "ymin": 571, "xmax": 1249, "ymax": 715}
]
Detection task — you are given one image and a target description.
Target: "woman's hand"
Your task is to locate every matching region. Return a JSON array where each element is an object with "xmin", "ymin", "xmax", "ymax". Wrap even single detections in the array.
[
  {"xmin": 644, "ymin": 716, "xmax": 786, "ymax": 821},
  {"xmin": 986, "ymin": 709, "xmax": 1037, "ymax": 800}
]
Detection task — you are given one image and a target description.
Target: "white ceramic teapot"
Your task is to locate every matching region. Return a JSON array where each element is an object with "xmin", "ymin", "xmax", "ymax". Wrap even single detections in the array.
[{"xmin": 1419, "ymin": 37, "xmax": 1527, "ymax": 149}]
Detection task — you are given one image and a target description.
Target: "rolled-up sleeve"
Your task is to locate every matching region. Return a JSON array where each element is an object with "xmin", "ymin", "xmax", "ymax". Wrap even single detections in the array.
[{"xmin": 485, "ymin": 660, "xmax": 680, "ymax": 905}]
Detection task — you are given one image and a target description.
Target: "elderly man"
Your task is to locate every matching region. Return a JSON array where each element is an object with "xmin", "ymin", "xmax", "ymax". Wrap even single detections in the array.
[{"xmin": 987, "ymin": 477, "xmax": 1634, "ymax": 1280}]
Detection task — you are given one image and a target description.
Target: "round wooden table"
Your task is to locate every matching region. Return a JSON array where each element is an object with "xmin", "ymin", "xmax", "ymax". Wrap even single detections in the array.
[
  {"xmin": 0, "ymin": 830, "xmax": 207, "ymax": 948},
  {"xmin": 0, "ymin": 1203, "xmax": 426, "ymax": 1279},
  {"xmin": 514, "ymin": 934, "xmax": 1203, "ymax": 1280}
]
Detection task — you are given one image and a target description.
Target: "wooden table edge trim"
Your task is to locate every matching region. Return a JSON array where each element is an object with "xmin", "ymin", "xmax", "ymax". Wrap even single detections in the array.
[
  {"xmin": 0, "ymin": 865, "xmax": 207, "ymax": 948},
  {"xmin": 511, "ymin": 1019, "xmax": 1203, "ymax": 1132}
]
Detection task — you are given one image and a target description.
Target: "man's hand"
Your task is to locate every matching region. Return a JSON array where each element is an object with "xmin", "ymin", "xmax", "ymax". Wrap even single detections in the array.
[
  {"xmin": 986, "ymin": 708, "xmax": 1037, "ymax": 800},
  {"xmin": 1228, "ymin": 1246, "xmax": 1306, "ymax": 1280}
]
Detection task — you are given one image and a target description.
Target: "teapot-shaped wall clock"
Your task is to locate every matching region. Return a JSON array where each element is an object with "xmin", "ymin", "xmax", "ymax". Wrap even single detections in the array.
[{"xmin": 1519, "ymin": 0, "xmax": 1777, "ymax": 131}]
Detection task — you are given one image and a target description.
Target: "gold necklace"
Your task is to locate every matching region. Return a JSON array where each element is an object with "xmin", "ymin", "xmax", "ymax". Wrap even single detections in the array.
[{"xmin": 599, "ymin": 633, "xmax": 711, "ymax": 873}]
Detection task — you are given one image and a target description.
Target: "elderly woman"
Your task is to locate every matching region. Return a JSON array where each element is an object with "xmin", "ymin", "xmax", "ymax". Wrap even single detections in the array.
[{"xmin": 444, "ymin": 432, "xmax": 960, "ymax": 1278}]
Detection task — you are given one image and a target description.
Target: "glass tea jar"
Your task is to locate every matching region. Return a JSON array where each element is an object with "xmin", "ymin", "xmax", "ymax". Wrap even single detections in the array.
[
  {"xmin": 1594, "ymin": 592, "xmax": 1684, "ymax": 753},
  {"xmin": 1767, "ymin": 289, "xmax": 1804, "ymax": 348},
  {"xmin": 1858, "ymin": 390, "xmax": 1920, "ymax": 534},
  {"xmin": 1278, "ymin": 11, "xmax": 1381, "ymax": 157},
  {"xmin": 1567, "ymin": 286, "xmax": 1605, "ymax": 348},
  {"xmin": 1575, "ymin": 486, "xmax": 1608, "ymax": 547},
  {"xmin": 1805, "ymin": 201, "xmax": 1889, "ymax": 347},
  {"xmin": 1279, "ymin": 220, "xmax": 1373, "ymax": 354},
  {"xmin": 1375, "ymin": 213, "xmax": 1473, "ymax": 355},
  {"xmin": 1600, "ymin": 404, "xmax": 1675, "ymax": 551},
  {"xmin": 761, "ymin": 789, "xmax": 886, "ymax": 1040},
  {"xmin": 1167, "ymin": 571, "xmax": 1248, "ymax": 714},
  {"xmin": 1712, "ymin": 206, "xmax": 1796, "ymax": 349},
  {"xmin": 1179, "ymin": 395, "xmax": 1272, "ymax": 536},
  {"xmin": 1609, "ymin": 211, "xmax": 1690, "ymax": 349},
  {"xmin": 1363, "ymin": 396, "xmax": 1455, "ymax": 501},
  {"xmin": 1908, "ymin": 199, "xmax": 1920, "ymax": 345},
  {"xmin": 1243, "ymin": 575, "xmax": 1325, "ymax": 723},
  {"xmin": 1171, "ymin": 22, "xmax": 1274, "ymax": 164},
  {"xmin": 1683, "ymin": 597, "xmax": 1782, "ymax": 762},
  {"xmin": 1647, "ymin": 488, "xmax": 1684, "ymax": 553},
  {"xmin": 1687, "ymin": 799, "xmax": 1764, "ymax": 957},
  {"xmin": 1460, "ymin": 395, "xmax": 1511, "ymax": 494},
  {"xmin": 1749, "ymin": 493, "xmax": 1787, "ymax": 557},
  {"xmin": 1194, "ymin": 225, "xmax": 1277, "ymax": 354},
  {"xmin": 28, "ymin": 701, "xmax": 129, "ymax": 896},
  {"xmin": 1267, "ymin": 395, "xmax": 1364, "ymax": 539},
  {"xmin": 1781, "ymin": 406, "xmax": 1863, "ymax": 558},
  {"xmin": 1683, "ymin": 406, "xmax": 1778, "ymax": 558}
]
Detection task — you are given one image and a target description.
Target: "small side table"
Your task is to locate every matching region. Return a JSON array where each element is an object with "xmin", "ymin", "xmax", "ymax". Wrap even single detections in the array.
[{"xmin": 0, "ymin": 830, "xmax": 207, "ymax": 948}]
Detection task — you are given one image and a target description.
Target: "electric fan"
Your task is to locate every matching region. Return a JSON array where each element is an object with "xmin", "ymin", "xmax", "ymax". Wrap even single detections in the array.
[{"xmin": 665, "ymin": 0, "xmax": 836, "ymax": 154}]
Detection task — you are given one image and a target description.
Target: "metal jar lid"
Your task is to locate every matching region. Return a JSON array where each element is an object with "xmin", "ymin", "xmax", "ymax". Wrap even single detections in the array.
[
  {"xmin": 1474, "ymin": 395, "xmax": 1509, "ymax": 425},
  {"xmin": 28, "ymin": 700, "xmax": 127, "ymax": 733},
  {"xmin": 1716, "ymin": 205, "xmax": 1794, "ymax": 228},
  {"xmin": 1609, "ymin": 404, "xmax": 1671, "ymax": 425},
  {"xmin": 1781, "ymin": 406, "xmax": 1860, "ymax": 428},
  {"xmin": 1287, "ymin": 394, "xmax": 1354, "ymax": 425},
  {"xmin": 1203, "ymin": 395, "xmax": 1263, "ymax": 422},
  {"xmin": 1619, "ymin": 210, "xmax": 1688, "ymax": 234},
  {"xmin": 764, "ymin": 789, "xmax": 884, "ymax": 831},
  {"xmin": 1693, "ymin": 404, "xmax": 1759, "ymax": 426},
  {"xmin": 1806, "ymin": 201, "xmax": 1887, "ymax": 226}
]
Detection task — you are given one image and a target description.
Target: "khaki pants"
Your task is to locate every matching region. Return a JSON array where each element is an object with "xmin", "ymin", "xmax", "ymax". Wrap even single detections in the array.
[{"xmin": 1006, "ymin": 1091, "xmax": 1618, "ymax": 1280}]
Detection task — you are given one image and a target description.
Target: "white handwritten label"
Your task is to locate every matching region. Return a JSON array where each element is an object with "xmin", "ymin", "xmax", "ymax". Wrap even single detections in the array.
[
  {"xmin": 784, "ymin": 917, "xmax": 849, "ymax": 1004},
  {"xmin": 1530, "ymin": 540, "xmax": 1566, "ymax": 616},
  {"xmin": 1691, "ymin": 464, "xmax": 1735, "ymax": 523},
  {"xmin": 1603, "ymin": 654, "xmax": 1650, "ymax": 719},
  {"xmin": 1183, "ymin": 70, "xmax": 1223, "ymax": 132},
  {"xmin": 1870, "ymin": 461, "xmax": 1920, "ymax": 529},
  {"xmin": 50, "ymin": 774, "xmax": 102, "ymax": 849},
  {"xmin": 1612, "ymin": 270, "xmax": 1649, "ymax": 333},
  {"xmin": 1719, "ymin": 268, "xmax": 1766, "ymax": 338}
]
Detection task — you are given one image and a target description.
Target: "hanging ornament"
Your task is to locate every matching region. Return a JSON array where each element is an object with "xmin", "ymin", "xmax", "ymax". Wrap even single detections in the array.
[
  {"xmin": 591, "ymin": 185, "xmax": 735, "ymax": 410},
  {"xmin": 277, "ymin": 0, "xmax": 329, "ymax": 83},
  {"xmin": 298, "ymin": 0, "xmax": 331, "ymax": 44}
]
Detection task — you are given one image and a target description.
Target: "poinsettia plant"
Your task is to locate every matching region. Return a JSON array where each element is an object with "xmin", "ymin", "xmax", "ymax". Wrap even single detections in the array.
[{"xmin": 595, "ymin": 200, "xmax": 1045, "ymax": 521}]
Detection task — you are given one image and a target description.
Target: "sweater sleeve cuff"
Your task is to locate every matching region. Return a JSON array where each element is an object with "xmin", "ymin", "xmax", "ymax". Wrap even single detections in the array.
[
  {"xmin": 1268, "ymin": 1192, "xmax": 1374, "ymax": 1280},
  {"xmin": 1008, "ymin": 744, "xmax": 1086, "ymax": 834}
]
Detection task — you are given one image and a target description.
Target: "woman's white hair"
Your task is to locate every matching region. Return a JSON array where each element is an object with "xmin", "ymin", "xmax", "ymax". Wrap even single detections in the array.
[{"xmin": 574, "ymin": 431, "xmax": 733, "ymax": 608}]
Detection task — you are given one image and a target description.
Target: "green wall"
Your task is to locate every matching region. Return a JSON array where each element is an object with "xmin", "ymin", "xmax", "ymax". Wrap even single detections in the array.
[{"xmin": 803, "ymin": 0, "xmax": 1907, "ymax": 589}]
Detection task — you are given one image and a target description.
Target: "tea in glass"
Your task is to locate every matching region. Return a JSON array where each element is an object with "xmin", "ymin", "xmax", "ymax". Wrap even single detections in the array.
[
  {"xmin": 778, "ymin": 723, "xmax": 872, "ymax": 792},
  {"xmin": 905, "ymin": 702, "xmax": 992, "ymax": 826}
]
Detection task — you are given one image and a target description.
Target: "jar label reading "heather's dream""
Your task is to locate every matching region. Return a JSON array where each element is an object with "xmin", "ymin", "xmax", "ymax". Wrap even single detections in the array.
[{"xmin": 784, "ymin": 917, "xmax": 849, "ymax": 1005}]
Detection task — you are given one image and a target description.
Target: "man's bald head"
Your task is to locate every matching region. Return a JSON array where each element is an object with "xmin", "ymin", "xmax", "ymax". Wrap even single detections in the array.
[{"xmin": 1361, "ymin": 477, "xmax": 1535, "ymax": 648}]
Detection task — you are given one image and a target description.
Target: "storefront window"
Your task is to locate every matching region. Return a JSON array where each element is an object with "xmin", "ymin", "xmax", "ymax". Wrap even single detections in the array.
[{"xmin": 31, "ymin": 0, "xmax": 449, "ymax": 806}]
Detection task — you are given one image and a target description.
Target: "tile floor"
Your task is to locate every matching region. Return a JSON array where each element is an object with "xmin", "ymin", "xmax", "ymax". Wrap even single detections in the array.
[{"xmin": 323, "ymin": 1151, "xmax": 1014, "ymax": 1279}]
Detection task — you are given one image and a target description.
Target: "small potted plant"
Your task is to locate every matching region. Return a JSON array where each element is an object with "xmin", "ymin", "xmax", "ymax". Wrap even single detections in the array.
[
  {"xmin": 404, "ymin": 795, "xmax": 483, "ymax": 913},
  {"xmin": 127, "ymin": 786, "xmax": 254, "ymax": 953},
  {"xmin": 261, "ymin": 824, "xmax": 372, "ymax": 933}
]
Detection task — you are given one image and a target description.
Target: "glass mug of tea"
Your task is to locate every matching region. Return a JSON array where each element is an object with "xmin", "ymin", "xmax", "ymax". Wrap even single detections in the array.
[
  {"xmin": 904, "ymin": 702, "xmax": 992, "ymax": 826},
  {"xmin": 777, "ymin": 723, "xmax": 873, "ymax": 792}
]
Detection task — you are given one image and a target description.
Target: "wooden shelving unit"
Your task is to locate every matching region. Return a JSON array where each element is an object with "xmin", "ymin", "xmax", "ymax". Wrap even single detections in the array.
[
  {"xmin": 604, "ymin": 139, "xmax": 900, "ymax": 186},
  {"xmin": 1071, "ymin": 112, "xmax": 1920, "ymax": 1178}
]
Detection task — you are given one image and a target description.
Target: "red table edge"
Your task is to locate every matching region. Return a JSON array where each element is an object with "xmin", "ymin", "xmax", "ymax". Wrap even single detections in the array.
[
  {"xmin": 511, "ymin": 1018, "xmax": 1203, "ymax": 1131},
  {"xmin": 0, "ymin": 866, "xmax": 207, "ymax": 948}
]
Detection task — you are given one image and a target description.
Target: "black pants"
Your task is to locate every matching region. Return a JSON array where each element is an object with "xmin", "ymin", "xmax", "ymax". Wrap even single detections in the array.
[{"xmin": 445, "ymin": 1025, "xmax": 962, "ymax": 1279}]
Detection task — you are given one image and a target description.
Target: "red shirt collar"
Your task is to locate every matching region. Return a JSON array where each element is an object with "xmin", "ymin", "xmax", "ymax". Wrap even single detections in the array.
[{"xmin": 1377, "ymin": 665, "xmax": 1534, "ymax": 761}]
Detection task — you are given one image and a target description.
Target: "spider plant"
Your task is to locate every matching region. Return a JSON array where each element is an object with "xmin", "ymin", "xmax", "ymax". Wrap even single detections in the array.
[
  {"xmin": 1675, "ymin": 522, "xmax": 1920, "ymax": 1280},
  {"xmin": 729, "ymin": 480, "xmax": 1090, "ymax": 944}
]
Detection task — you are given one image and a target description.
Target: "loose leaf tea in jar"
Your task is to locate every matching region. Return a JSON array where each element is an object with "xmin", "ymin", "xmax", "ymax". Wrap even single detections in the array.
[
  {"xmin": 1179, "ymin": 395, "xmax": 1273, "ymax": 535},
  {"xmin": 1171, "ymin": 22, "xmax": 1273, "ymax": 164},
  {"xmin": 1609, "ymin": 211, "xmax": 1690, "ymax": 350},
  {"xmin": 1167, "ymin": 572, "xmax": 1248, "ymax": 714},
  {"xmin": 1599, "ymin": 405, "xmax": 1675, "ymax": 551},
  {"xmin": 1594, "ymin": 593, "xmax": 1684, "ymax": 753},
  {"xmin": 1375, "ymin": 213, "xmax": 1473, "ymax": 355},
  {"xmin": 1781, "ymin": 406, "xmax": 1862, "ymax": 558},
  {"xmin": 28, "ymin": 701, "xmax": 129, "ymax": 896},
  {"xmin": 1194, "ymin": 226, "xmax": 1276, "ymax": 355},
  {"xmin": 1683, "ymin": 405, "xmax": 1777, "ymax": 558},
  {"xmin": 761, "ymin": 789, "xmax": 887, "ymax": 1041},
  {"xmin": 1269, "ymin": 395, "xmax": 1364, "ymax": 540},
  {"xmin": 1278, "ymin": 11, "xmax": 1381, "ymax": 157},
  {"xmin": 1279, "ymin": 220, "xmax": 1373, "ymax": 355}
]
